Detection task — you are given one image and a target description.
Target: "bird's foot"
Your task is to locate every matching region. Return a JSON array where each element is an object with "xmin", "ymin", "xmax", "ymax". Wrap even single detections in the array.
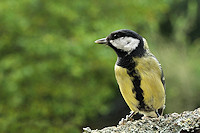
[
  {"xmin": 118, "ymin": 111, "xmax": 144, "ymax": 125},
  {"xmin": 118, "ymin": 111, "xmax": 135, "ymax": 125}
]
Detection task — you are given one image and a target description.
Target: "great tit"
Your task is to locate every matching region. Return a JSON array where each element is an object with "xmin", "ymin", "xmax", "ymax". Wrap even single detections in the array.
[{"xmin": 95, "ymin": 29, "xmax": 166, "ymax": 121}]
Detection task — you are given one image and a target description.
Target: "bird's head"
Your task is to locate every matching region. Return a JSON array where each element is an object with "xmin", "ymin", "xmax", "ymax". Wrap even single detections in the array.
[{"xmin": 95, "ymin": 29, "xmax": 149, "ymax": 57}]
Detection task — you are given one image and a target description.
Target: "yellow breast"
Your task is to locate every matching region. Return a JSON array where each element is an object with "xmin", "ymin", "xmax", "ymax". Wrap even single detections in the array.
[
  {"xmin": 115, "ymin": 65, "xmax": 139, "ymax": 112},
  {"xmin": 134, "ymin": 57, "xmax": 165, "ymax": 110},
  {"xmin": 114, "ymin": 56, "xmax": 165, "ymax": 113}
]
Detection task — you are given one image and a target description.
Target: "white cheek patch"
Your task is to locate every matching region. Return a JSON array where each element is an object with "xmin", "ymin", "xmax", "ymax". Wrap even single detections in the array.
[{"xmin": 110, "ymin": 37, "xmax": 140, "ymax": 53}]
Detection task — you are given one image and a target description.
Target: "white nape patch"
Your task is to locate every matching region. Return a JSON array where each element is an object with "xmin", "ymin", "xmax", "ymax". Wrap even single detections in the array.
[
  {"xmin": 110, "ymin": 37, "xmax": 140, "ymax": 54},
  {"xmin": 143, "ymin": 38, "xmax": 149, "ymax": 49}
]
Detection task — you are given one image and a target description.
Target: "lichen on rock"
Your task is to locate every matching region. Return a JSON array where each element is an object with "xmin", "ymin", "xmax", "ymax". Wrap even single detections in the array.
[{"xmin": 83, "ymin": 108, "xmax": 200, "ymax": 133}]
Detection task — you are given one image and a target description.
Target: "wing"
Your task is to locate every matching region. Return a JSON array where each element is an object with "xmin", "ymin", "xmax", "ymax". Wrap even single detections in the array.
[
  {"xmin": 161, "ymin": 68, "xmax": 166, "ymax": 91},
  {"xmin": 157, "ymin": 67, "xmax": 166, "ymax": 116}
]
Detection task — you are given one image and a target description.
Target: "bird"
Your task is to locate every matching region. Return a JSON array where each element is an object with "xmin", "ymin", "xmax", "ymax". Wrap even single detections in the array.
[{"xmin": 95, "ymin": 29, "xmax": 166, "ymax": 123}]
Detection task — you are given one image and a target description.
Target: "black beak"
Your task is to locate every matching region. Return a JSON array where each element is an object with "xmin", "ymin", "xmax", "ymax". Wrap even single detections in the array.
[{"xmin": 95, "ymin": 38, "xmax": 107, "ymax": 44}]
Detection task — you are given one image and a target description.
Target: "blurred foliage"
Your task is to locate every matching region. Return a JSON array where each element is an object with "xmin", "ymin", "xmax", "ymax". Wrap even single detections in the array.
[{"xmin": 0, "ymin": 0, "xmax": 199, "ymax": 132}]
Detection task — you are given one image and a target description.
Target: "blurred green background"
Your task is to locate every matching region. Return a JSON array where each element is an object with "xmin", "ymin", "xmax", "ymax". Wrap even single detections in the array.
[{"xmin": 0, "ymin": 0, "xmax": 200, "ymax": 132}]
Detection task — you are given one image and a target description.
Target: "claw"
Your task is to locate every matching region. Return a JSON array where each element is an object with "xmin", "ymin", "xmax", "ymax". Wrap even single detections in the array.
[
  {"xmin": 118, "ymin": 111, "xmax": 136, "ymax": 125},
  {"xmin": 118, "ymin": 118, "xmax": 127, "ymax": 125}
]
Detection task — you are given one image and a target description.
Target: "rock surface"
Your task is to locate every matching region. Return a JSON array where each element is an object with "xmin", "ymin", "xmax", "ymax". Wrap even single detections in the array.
[{"xmin": 83, "ymin": 108, "xmax": 200, "ymax": 133}]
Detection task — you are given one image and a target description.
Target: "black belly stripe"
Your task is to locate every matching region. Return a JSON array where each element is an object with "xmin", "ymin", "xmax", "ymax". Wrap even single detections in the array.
[
  {"xmin": 116, "ymin": 55, "xmax": 148, "ymax": 111},
  {"xmin": 132, "ymin": 76, "xmax": 145, "ymax": 109},
  {"xmin": 127, "ymin": 64, "xmax": 145, "ymax": 110},
  {"xmin": 129, "ymin": 74, "xmax": 145, "ymax": 110}
]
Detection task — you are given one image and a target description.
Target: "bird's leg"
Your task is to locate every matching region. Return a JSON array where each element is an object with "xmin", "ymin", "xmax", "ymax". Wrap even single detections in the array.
[
  {"xmin": 155, "ymin": 111, "xmax": 160, "ymax": 117},
  {"xmin": 118, "ymin": 111, "xmax": 136, "ymax": 125},
  {"xmin": 127, "ymin": 111, "xmax": 135, "ymax": 121}
]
